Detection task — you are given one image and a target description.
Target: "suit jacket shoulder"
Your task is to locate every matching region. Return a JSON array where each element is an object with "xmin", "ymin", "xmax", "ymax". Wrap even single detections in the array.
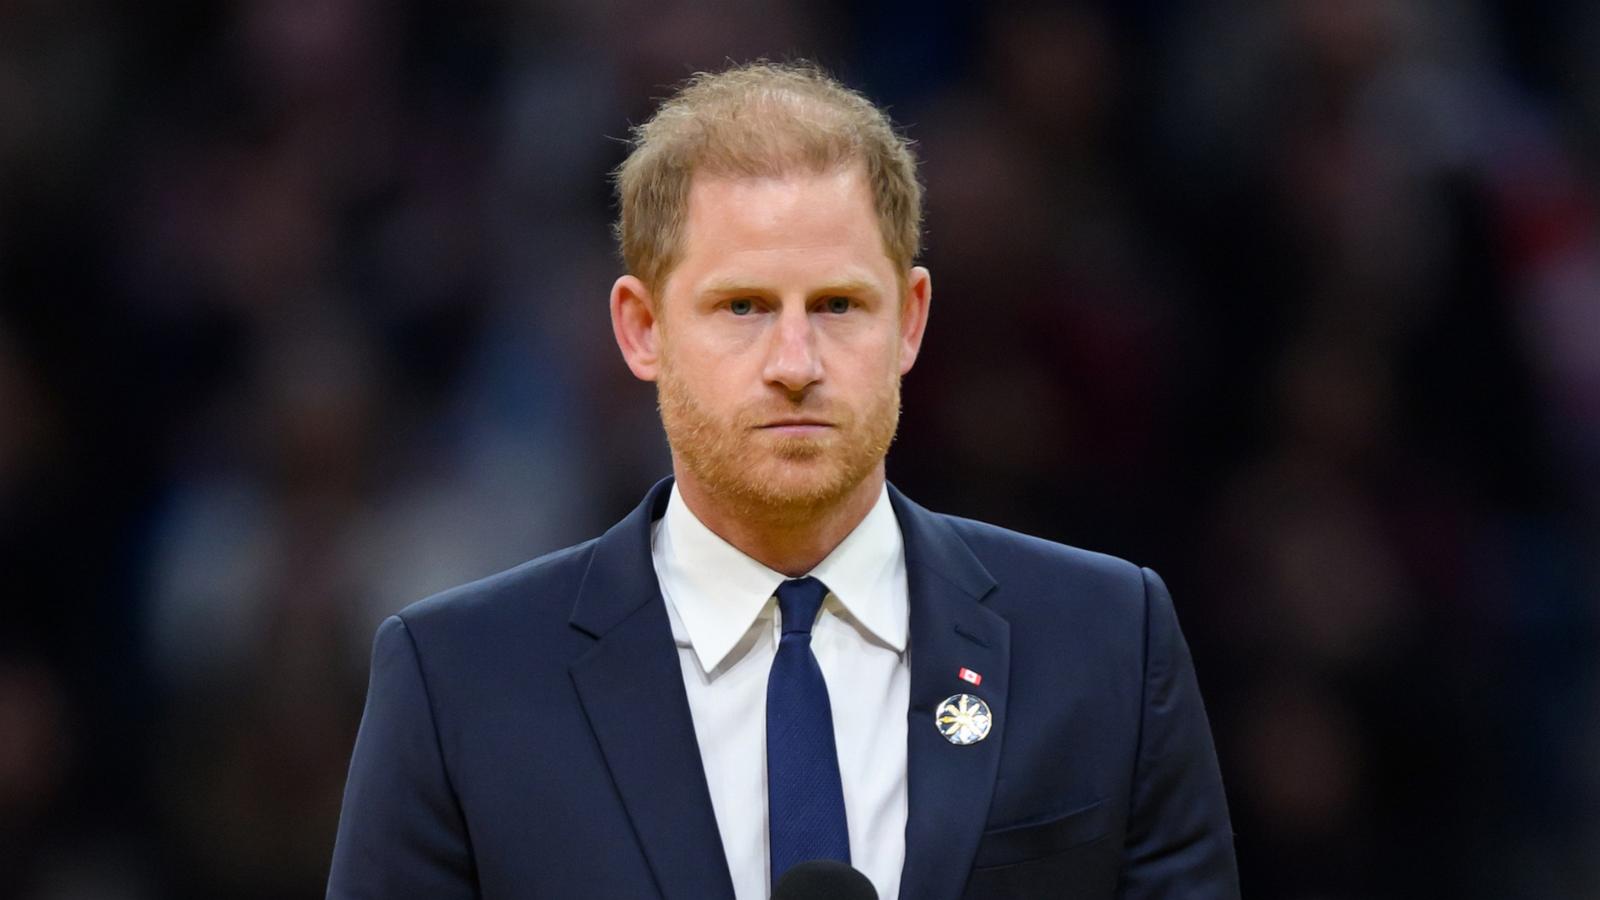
[
  {"xmin": 908, "ymin": 509, "xmax": 1155, "ymax": 686},
  {"xmin": 396, "ymin": 538, "xmax": 597, "ymax": 645},
  {"xmin": 937, "ymin": 512, "xmax": 1147, "ymax": 608}
]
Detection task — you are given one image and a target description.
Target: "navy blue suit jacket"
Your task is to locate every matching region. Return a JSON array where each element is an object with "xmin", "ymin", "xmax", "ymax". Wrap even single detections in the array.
[{"xmin": 327, "ymin": 479, "xmax": 1240, "ymax": 899}]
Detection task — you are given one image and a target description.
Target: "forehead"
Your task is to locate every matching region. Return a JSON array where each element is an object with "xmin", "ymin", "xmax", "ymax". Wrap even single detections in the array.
[{"xmin": 669, "ymin": 166, "xmax": 896, "ymax": 296}]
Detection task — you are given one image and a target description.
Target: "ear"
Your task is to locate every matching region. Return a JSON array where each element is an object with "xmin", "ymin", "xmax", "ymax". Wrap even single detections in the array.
[
  {"xmin": 611, "ymin": 274, "xmax": 661, "ymax": 382},
  {"xmin": 897, "ymin": 266, "xmax": 933, "ymax": 375}
]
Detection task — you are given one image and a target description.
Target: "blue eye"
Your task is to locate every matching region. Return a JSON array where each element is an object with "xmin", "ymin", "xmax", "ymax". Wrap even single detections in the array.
[
  {"xmin": 729, "ymin": 298, "xmax": 754, "ymax": 316},
  {"xmin": 824, "ymin": 296, "xmax": 852, "ymax": 314}
]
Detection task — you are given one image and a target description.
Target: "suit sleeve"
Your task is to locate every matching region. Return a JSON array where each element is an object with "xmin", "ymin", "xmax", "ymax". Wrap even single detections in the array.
[
  {"xmin": 327, "ymin": 615, "xmax": 477, "ymax": 899},
  {"xmin": 1116, "ymin": 568, "xmax": 1241, "ymax": 899}
]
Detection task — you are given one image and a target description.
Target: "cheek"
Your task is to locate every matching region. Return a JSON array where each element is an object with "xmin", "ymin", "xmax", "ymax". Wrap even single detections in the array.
[
  {"xmin": 661, "ymin": 345, "xmax": 745, "ymax": 410},
  {"xmin": 663, "ymin": 315, "xmax": 763, "ymax": 367},
  {"xmin": 825, "ymin": 331, "xmax": 902, "ymax": 384},
  {"xmin": 668, "ymin": 345, "xmax": 734, "ymax": 383}
]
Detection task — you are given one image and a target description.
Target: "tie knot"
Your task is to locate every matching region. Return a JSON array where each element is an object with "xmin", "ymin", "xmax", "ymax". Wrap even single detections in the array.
[{"xmin": 775, "ymin": 577, "xmax": 829, "ymax": 636}]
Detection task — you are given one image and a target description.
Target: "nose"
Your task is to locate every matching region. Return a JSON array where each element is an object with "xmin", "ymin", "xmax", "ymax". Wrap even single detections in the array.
[{"xmin": 762, "ymin": 304, "xmax": 823, "ymax": 394}]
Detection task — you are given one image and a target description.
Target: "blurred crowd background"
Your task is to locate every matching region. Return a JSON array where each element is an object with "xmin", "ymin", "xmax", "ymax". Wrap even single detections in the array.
[{"xmin": 3, "ymin": 1, "xmax": 1598, "ymax": 898}]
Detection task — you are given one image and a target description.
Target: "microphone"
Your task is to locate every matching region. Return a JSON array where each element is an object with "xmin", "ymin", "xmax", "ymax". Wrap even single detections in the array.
[{"xmin": 772, "ymin": 860, "xmax": 878, "ymax": 900}]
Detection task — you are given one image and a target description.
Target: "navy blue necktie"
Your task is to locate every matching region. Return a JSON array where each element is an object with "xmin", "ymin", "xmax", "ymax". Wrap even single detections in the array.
[{"xmin": 767, "ymin": 576, "xmax": 850, "ymax": 887}]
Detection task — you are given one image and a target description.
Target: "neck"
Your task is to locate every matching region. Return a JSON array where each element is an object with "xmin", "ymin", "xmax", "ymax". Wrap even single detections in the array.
[{"xmin": 672, "ymin": 465, "xmax": 886, "ymax": 577}]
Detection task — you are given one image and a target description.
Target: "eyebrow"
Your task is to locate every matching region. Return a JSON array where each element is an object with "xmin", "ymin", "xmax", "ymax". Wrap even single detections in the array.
[{"xmin": 697, "ymin": 278, "xmax": 882, "ymax": 298}]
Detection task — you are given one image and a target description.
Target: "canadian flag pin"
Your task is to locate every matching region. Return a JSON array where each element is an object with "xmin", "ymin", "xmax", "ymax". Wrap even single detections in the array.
[{"xmin": 958, "ymin": 667, "xmax": 983, "ymax": 686}]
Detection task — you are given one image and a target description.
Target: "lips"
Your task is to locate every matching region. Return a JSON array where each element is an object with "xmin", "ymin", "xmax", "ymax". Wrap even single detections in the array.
[{"xmin": 756, "ymin": 419, "xmax": 834, "ymax": 438}]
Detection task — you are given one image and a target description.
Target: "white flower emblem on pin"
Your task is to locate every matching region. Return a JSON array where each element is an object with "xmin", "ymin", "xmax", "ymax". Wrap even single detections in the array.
[{"xmin": 935, "ymin": 693, "xmax": 992, "ymax": 745}]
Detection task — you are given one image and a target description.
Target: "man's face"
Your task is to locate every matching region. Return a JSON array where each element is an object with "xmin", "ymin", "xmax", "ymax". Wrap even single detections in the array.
[{"xmin": 630, "ymin": 165, "xmax": 930, "ymax": 517}]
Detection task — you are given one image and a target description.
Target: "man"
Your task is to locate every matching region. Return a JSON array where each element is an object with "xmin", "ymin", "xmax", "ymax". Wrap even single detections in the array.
[{"xmin": 328, "ymin": 62, "xmax": 1239, "ymax": 899}]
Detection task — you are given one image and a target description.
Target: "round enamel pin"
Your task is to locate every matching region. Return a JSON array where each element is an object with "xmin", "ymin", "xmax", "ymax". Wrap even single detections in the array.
[{"xmin": 935, "ymin": 693, "xmax": 992, "ymax": 745}]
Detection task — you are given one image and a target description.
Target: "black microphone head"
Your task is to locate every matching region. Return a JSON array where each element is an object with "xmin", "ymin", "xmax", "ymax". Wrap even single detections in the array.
[{"xmin": 772, "ymin": 860, "xmax": 878, "ymax": 900}]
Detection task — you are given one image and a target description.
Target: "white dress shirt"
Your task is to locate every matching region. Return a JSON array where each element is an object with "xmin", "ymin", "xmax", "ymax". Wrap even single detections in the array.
[{"xmin": 650, "ymin": 483, "xmax": 910, "ymax": 900}]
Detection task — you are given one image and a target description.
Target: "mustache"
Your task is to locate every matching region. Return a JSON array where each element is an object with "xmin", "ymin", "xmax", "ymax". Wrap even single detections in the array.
[{"xmin": 737, "ymin": 398, "xmax": 846, "ymax": 427}]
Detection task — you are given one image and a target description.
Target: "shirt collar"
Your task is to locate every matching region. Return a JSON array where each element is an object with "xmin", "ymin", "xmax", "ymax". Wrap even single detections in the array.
[
  {"xmin": 655, "ymin": 483, "xmax": 907, "ymax": 674},
  {"xmin": 808, "ymin": 488, "xmax": 907, "ymax": 654}
]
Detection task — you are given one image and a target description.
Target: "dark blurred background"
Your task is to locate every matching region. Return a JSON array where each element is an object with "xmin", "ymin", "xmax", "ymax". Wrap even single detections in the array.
[{"xmin": 3, "ymin": 0, "xmax": 1598, "ymax": 897}]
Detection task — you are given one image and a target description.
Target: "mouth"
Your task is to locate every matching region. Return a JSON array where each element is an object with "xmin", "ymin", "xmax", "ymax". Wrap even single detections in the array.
[{"xmin": 757, "ymin": 419, "xmax": 833, "ymax": 435}]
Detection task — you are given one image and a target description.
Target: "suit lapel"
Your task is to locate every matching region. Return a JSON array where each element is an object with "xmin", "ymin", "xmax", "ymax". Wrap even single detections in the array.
[
  {"xmin": 568, "ymin": 479, "xmax": 736, "ymax": 900},
  {"xmin": 890, "ymin": 486, "xmax": 1009, "ymax": 900}
]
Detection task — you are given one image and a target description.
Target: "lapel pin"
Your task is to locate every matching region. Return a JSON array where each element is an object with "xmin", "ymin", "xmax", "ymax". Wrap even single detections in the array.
[
  {"xmin": 935, "ymin": 693, "xmax": 992, "ymax": 745},
  {"xmin": 958, "ymin": 667, "xmax": 982, "ymax": 686}
]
